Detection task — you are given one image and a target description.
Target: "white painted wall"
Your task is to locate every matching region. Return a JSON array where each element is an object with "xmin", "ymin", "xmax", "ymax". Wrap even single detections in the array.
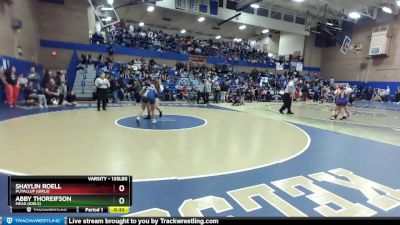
[
  {"xmin": 249, "ymin": 33, "xmax": 280, "ymax": 54},
  {"xmin": 260, "ymin": 34, "xmax": 280, "ymax": 54},
  {"xmin": 278, "ymin": 32, "xmax": 305, "ymax": 56},
  {"xmin": 87, "ymin": 7, "xmax": 97, "ymax": 35}
]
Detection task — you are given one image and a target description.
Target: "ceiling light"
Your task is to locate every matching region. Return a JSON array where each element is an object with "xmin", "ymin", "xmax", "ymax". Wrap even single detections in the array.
[
  {"xmin": 180, "ymin": 29, "xmax": 186, "ymax": 34},
  {"xmin": 348, "ymin": 12, "xmax": 361, "ymax": 19},
  {"xmin": 233, "ymin": 38, "xmax": 242, "ymax": 42},
  {"xmin": 239, "ymin": 25, "xmax": 246, "ymax": 30},
  {"xmin": 382, "ymin": 7, "xmax": 392, "ymax": 14},
  {"xmin": 107, "ymin": 0, "xmax": 113, "ymax": 5},
  {"xmin": 293, "ymin": 0, "xmax": 304, "ymax": 2},
  {"xmin": 397, "ymin": 0, "xmax": 400, "ymax": 7},
  {"xmin": 198, "ymin": 17, "xmax": 205, "ymax": 22},
  {"xmin": 147, "ymin": 5, "xmax": 155, "ymax": 12},
  {"xmin": 139, "ymin": 22, "xmax": 144, "ymax": 27},
  {"xmin": 262, "ymin": 29, "xmax": 269, "ymax": 34},
  {"xmin": 215, "ymin": 35, "xmax": 221, "ymax": 39},
  {"xmin": 326, "ymin": 22, "xmax": 333, "ymax": 26},
  {"xmin": 101, "ymin": 7, "xmax": 114, "ymax": 11},
  {"xmin": 250, "ymin": 4, "xmax": 260, "ymax": 9}
]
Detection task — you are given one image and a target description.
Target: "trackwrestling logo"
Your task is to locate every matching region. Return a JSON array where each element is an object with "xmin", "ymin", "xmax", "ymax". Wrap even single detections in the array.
[{"xmin": 3, "ymin": 217, "xmax": 64, "ymax": 225}]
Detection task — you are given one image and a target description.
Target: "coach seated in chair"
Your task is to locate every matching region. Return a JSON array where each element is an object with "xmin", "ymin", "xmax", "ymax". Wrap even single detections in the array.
[
  {"xmin": 372, "ymin": 88, "xmax": 382, "ymax": 102},
  {"xmin": 24, "ymin": 81, "xmax": 47, "ymax": 108},
  {"xmin": 45, "ymin": 79, "xmax": 63, "ymax": 105},
  {"xmin": 380, "ymin": 86, "xmax": 390, "ymax": 102},
  {"xmin": 187, "ymin": 88, "xmax": 197, "ymax": 103}
]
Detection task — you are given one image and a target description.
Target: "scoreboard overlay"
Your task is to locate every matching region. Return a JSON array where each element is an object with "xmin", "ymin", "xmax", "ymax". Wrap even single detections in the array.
[{"xmin": 8, "ymin": 176, "xmax": 132, "ymax": 213}]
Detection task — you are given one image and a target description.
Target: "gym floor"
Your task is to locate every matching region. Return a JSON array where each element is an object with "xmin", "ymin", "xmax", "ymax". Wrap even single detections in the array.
[{"xmin": 0, "ymin": 101, "xmax": 399, "ymax": 217}]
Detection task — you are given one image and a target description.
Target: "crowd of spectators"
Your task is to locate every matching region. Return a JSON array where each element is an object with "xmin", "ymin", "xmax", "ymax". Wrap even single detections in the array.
[
  {"xmin": 0, "ymin": 66, "xmax": 77, "ymax": 108},
  {"xmin": 194, "ymin": 70, "xmax": 400, "ymax": 106},
  {"xmin": 90, "ymin": 23, "xmax": 296, "ymax": 66},
  {"xmin": 1, "ymin": 53, "xmax": 399, "ymax": 109},
  {"xmin": 75, "ymin": 49, "xmax": 400, "ymax": 105},
  {"xmin": 81, "ymin": 53, "xmax": 400, "ymax": 106}
]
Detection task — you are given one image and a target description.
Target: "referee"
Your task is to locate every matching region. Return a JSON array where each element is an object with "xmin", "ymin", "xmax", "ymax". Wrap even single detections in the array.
[
  {"xmin": 279, "ymin": 78, "xmax": 298, "ymax": 115},
  {"xmin": 95, "ymin": 72, "xmax": 110, "ymax": 111}
]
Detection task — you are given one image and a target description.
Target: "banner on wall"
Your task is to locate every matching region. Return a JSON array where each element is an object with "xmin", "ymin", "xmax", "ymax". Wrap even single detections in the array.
[{"xmin": 289, "ymin": 62, "xmax": 303, "ymax": 72}]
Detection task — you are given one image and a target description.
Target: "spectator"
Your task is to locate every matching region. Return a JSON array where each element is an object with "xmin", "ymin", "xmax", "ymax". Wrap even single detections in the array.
[
  {"xmin": 383, "ymin": 86, "xmax": 390, "ymax": 101},
  {"xmin": 109, "ymin": 75, "xmax": 118, "ymax": 103},
  {"xmin": 4, "ymin": 66, "xmax": 20, "ymax": 108},
  {"xmin": 301, "ymin": 83, "xmax": 309, "ymax": 102},
  {"xmin": 220, "ymin": 82, "xmax": 229, "ymax": 103},
  {"xmin": 65, "ymin": 90, "xmax": 78, "ymax": 106},
  {"xmin": 204, "ymin": 79, "xmax": 212, "ymax": 104},
  {"xmin": 42, "ymin": 69, "xmax": 54, "ymax": 89},
  {"xmin": 116, "ymin": 76, "xmax": 126, "ymax": 101},
  {"xmin": 24, "ymin": 81, "xmax": 47, "ymax": 108},
  {"xmin": 329, "ymin": 76, "xmax": 335, "ymax": 86},
  {"xmin": 27, "ymin": 67, "xmax": 41, "ymax": 89},
  {"xmin": 55, "ymin": 70, "xmax": 67, "ymax": 104},
  {"xmin": 91, "ymin": 31, "xmax": 105, "ymax": 44},
  {"xmin": 133, "ymin": 79, "xmax": 142, "ymax": 102},
  {"xmin": 45, "ymin": 78, "xmax": 62, "ymax": 105},
  {"xmin": 214, "ymin": 82, "xmax": 221, "ymax": 103},
  {"xmin": 196, "ymin": 81, "xmax": 205, "ymax": 104},
  {"xmin": 0, "ymin": 68, "xmax": 6, "ymax": 103},
  {"xmin": 17, "ymin": 73, "xmax": 28, "ymax": 90},
  {"xmin": 187, "ymin": 88, "xmax": 197, "ymax": 103},
  {"xmin": 0, "ymin": 68, "xmax": 4, "ymax": 86}
]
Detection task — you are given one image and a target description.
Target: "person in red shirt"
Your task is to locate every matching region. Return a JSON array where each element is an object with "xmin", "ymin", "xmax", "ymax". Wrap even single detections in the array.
[{"xmin": 4, "ymin": 66, "xmax": 20, "ymax": 108}]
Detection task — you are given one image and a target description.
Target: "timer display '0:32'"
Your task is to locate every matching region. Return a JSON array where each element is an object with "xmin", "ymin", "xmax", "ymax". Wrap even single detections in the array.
[{"xmin": 109, "ymin": 206, "xmax": 130, "ymax": 214}]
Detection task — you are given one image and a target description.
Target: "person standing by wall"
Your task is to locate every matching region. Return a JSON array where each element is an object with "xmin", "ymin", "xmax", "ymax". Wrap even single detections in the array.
[
  {"xmin": 395, "ymin": 86, "xmax": 400, "ymax": 104},
  {"xmin": 28, "ymin": 67, "xmax": 40, "ymax": 90},
  {"xmin": 214, "ymin": 82, "xmax": 221, "ymax": 103},
  {"xmin": 196, "ymin": 81, "xmax": 205, "ymax": 104},
  {"xmin": 204, "ymin": 79, "xmax": 212, "ymax": 104},
  {"xmin": 95, "ymin": 72, "xmax": 110, "ymax": 111},
  {"xmin": 0, "ymin": 68, "xmax": 6, "ymax": 103},
  {"xmin": 220, "ymin": 81, "xmax": 229, "ymax": 103},
  {"xmin": 109, "ymin": 75, "xmax": 118, "ymax": 103},
  {"xmin": 279, "ymin": 78, "xmax": 298, "ymax": 115},
  {"xmin": 4, "ymin": 66, "xmax": 20, "ymax": 108},
  {"xmin": 56, "ymin": 70, "xmax": 67, "ymax": 105}
]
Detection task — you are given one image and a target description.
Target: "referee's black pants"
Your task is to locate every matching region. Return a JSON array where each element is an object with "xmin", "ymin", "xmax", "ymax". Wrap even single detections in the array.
[
  {"xmin": 280, "ymin": 93, "xmax": 293, "ymax": 113},
  {"xmin": 97, "ymin": 88, "xmax": 108, "ymax": 110}
]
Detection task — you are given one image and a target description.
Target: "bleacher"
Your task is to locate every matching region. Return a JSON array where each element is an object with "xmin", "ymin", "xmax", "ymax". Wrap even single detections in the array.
[{"xmin": 72, "ymin": 65, "xmax": 96, "ymax": 99}]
